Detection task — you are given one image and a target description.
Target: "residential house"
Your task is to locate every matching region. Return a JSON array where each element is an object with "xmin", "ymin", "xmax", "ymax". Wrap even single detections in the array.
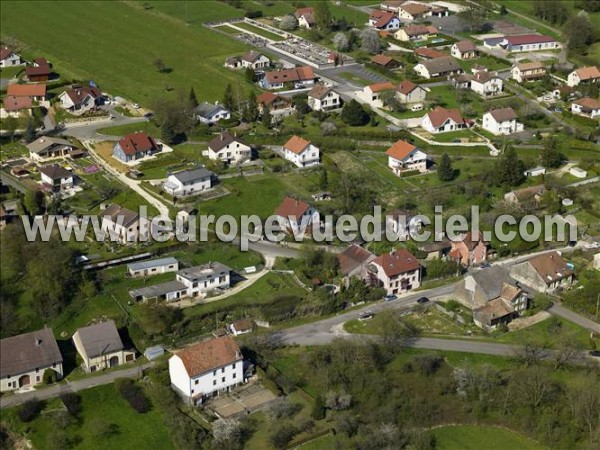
[
  {"xmin": 307, "ymin": 84, "xmax": 341, "ymax": 111},
  {"xmin": 176, "ymin": 263, "xmax": 232, "ymax": 297},
  {"xmin": 414, "ymin": 47, "xmax": 447, "ymax": 60},
  {"xmin": 451, "ymin": 40, "xmax": 478, "ymax": 59},
  {"xmin": 275, "ymin": 196, "xmax": 318, "ymax": 234},
  {"xmin": 414, "ymin": 56, "xmax": 462, "ymax": 79},
  {"xmin": 369, "ymin": 10, "xmax": 401, "ymax": 30},
  {"xmin": 337, "ymin": 244, "xmax": 376, "ymax": 280},
  {"xmin": 571, "ymin": 97, "xmax": 600, "ymax": 119},
  {"xmin": 240, "ymin": 51, "xmax": 270, "ymax": 70},
  {"xmin": 421, "ymin": 106, "xmax": 467, "ymax": 133},
  {"xmin": 130, "ymin": 280, "xmax": 189, "ymax": 303},
  {"xmin": 282, "ymin": 135, "xmax": 320, "ymax": 168},
  {"xmin": 567, "ymin": 66, "xmax": 600, "ymax": 87},
  {"xmin": 113, "ymin": 132, "xmax": 161, "ymax": 163},
  {"xmin": 504, "ymin": 184, "xmax": 546, "ymax": 207},
  {"xmin": 385, "ymin": 139, "xmax": 428, "ymax": 176},
  {"xmin": 524, "ymin": 166, "xmax": 546, "ymax": 177},
  {"xmin": 510, "ymin": 251, "xmax": 573, "ymax": 293},
  {"xmin": 482, "ymin": 107, "xmax": 524, "ymax": 135},
  {"xmin": 0, "ymin": 327, "xmax": 63, "ymax": 392},
  {"xmin": 449, "ymin": 231, "xmax": 488, "ymax": 266},
  {"xmin": 385, "ymin": 209, "xmax": 421, "ymax": 241},
  {"xmin": 27, "ymin": 137, "xmax": 79, "ymax": 161},
  {"xmin": 452, "ymin": 73, "xmax": 472, "ymax": 90},
  {"xmin": 360, "ymin": 81, "xmax": 395, "ymax": 108},
  {"xmin": 38, "ymin": 164, "xmax": 74, "ymax": 192},
  {"xmin": 0, "ymin": 46, "xmax": 22, "ymax": 67},
  {"xmin": 72, "ymin": 320, "xmax": 135, "ymax": 373},
  {"xmin": 207, "ymin": 132, "xmax": 251, "ymax": 165},
  {"xmin": 163, "ymin": 167, "xmax": 215, "ymax": 197},
  {"xmin": 395, "ymin": 24, "xmax": 438, "ymax": 42},
  {"xmin": 294, "ymin": 7, "xmax": 315, "ymax": 29},
  {"xmin": 396, "ymin": 80, "xmax": 427, "ymax": 103},
  {"xmin": 194, "ymin": 102, "xmax": 231, "ymax": 124},
  {"xmin": 25, "ymin": 58, "xmax": 51, "ymax": 82},
  {"xmin": 260, "ymin": 66, "xmax": 317, "ymax": 90},
  {"xmin": 99, "ymin": 203, "xmax": 149, "ymax": 244},
  {"xmin": 256, "ymin": 91, "xmax": 293, "ymax": 114},
  {"xmin": 380, "ymin": 0, "xmax": 407, "ymax": 13},
  {"xmin": 229, "ymin": 318, "xmax": 254, "ymax": 336},
  {"xmin": 6, "ymin": 83, "xmax": 47, "ymax": 102},
  {"xmin": 2, "ymin": 95, "xmax": 32, "ymax": 116},
  {"xmin": 470, "ymin": 71, "xmax": 503, "ymax": 96},
  {"xmin": 511, "ymin": 62, "xmax": 546, "ymax": 83},
  {"xmin": 418, "ymin": 240, "xmax": 452, "ymax": 260},
  {"xmin": 367, "ymin": 248, "xmax": 421, "ymax": 295},
  {"xmin": 397, "ymin": 2, "xmax": 430, "ymax": 21},
  {"xmin": 58, "ymin": 85, "xmax": 101, "ymax": 114},
  {"xmin": 127, "ymin": 257, "xmax": 179, "ymax": 278},
  {"xmin": 371, "ymin": 54, "xmax": 401, "ymax": 69},
  {"xmin": 500, "ymin": 34, "xmax": 559, "ymax": 52},
  {"xmin": 224, "ymin": 56, "xmax": 242, "ymax": 69}
]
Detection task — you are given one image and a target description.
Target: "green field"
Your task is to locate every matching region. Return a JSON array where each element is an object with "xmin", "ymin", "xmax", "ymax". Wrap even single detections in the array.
[
  {"xmin": 0, "ymin": 1, "xmax": 249, "ymax": 103},
  {"xmin": 432, "ymin": 425, "xmax": 547, "ymax": 450},
  {"xmin": 234, "ymin": 21, "xmax": 286, "ymax": 41}
]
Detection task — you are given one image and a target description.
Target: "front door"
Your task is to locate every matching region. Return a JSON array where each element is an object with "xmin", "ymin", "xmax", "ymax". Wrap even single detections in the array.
[
  {"xmin": 18, "ymin": 375, "xmax": 31, "ymax": 387},
  {"xmin": 109, "ymin": 356, "xmax": 119, "ymax": 368}
]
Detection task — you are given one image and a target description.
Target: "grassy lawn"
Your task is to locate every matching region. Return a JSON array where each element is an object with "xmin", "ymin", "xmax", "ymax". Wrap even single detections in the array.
[
  {"xmin": 0, "ymin": 64, "xmax": 25, "ymax": 78},
  {"xmin": 0, "ymin": 141, "xmax": 29, "ymax": 161},
  {"xmin": 5, "ymin": 384, "xmax": 173, "ymax": 450},
  {"xmin": 233, "ymin": 21, "xmax": 286, "ymax": 41},
  {"xmin": 432, "ymin": 425, "xmax": 547, "ymax": 450},
  {"xmin": 214, "ymin": 24, "xmax": 244, "ymax": 35},
  {"xmin": 96, "ymin": 121, "xmax": 160, "ymax": 138},
  {"xmin": 430, "ymin": 130, "xmax": 486, "ymax": 143},
  {"xmin": 1, "ymin": 1, "xmax": 248, "ymax": 103}
]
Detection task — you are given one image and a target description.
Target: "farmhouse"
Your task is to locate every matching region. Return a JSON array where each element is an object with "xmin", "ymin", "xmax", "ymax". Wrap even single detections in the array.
[
  {"xmin": 567, "ymin": 66, "xmax": 600, "ymax": 87},
  {"xmin": 275, "ymin": 196, "xmax": 318, "ymax": 234},
  {"xmin": 371, "ymin": 54, "xmax": 401, "ymax": 69},
  {"xmin": 72, "ymin": 320, "xmax": 136, "ymax": 373},
  {"xmin": 27, "ymin": 137, "xmax": 79, "ymax": 161},
  {"xmin": 510, "ymin": 251, "xmax": 573, "ymax": 293},
  {"xmin": 163, "ymin": 167, "xmax": 215, "ymax": 197},
  {"xmin": 369, "ymin": 10, "xmax": 401, "ymax": 30},
  {"xmin": 169, "ymin": 336, "xmax": 244, "ymax": 405},
  {"xmin": 99, "ymin": 203, "xmax": 149, "ymax": 244},
  {"xmin": 239, "ymin": 51, "xmax": 270, "ymax": 70},
  {"xmin": 25, "ymin": 58, "xmax": 52, "ymax": 82},
  {"xmin": 360, "ymin": 81, "xmax": 395, "ymax": 108},
  {"xmin": 469, "ymin": 71, "xmax": 503, "ymax": 96},
  {"xmin": 127, "ymin": 257, "xmax": 179, "ymax": 278},
  {"xmin": 482, "ymin": 107, "xmax": 524, "ymax": 135},
  {"xmin": 500, "ymin": 34, "xmax": 559, "ymax": 52},
  {"xmin": 414, "ymin": 56, "xmax": 462, "ymax": 79},
  {"xmin": 421, "ymin": 106, "xmax": 466, "ymax": 133},
  {"xmin": 260, "ymin": 65, "xmax": 317, "ymax": 90},
  {"xmin": 337, "ymin": 244, "xmax": 376, "ymax": 280},
  {"xmin": 511, "ymin": 62, "xmax": 546, "ymax": 83},
  {"xmin": 194, "ymin": 102, "xmax": 231, "ymax": 124},
  {"xmin": 385, "ymin": 139, "xmax": 428, "ymax": 176},
  {"xmin": 504, "ymin": 184, "xmax": 546, "ymax": 207},
  {"xmin": 0, "ymin": 327, "xmax": 63, "ymax": 392},
  {"xmin": 58, "ymin": 85, "xmax": 101, "ymax": 114},
  {"xmin": 571, "ymin": 97, "xmax": 600, "ymax": 119},
  {"xmin": 396, "ymin": 80, "xmax": 427, "ymax": 103},
  {"xmin": 367, "ymin": 248, "xmax": 421, "ymax": 295},
  {"xmin": 6, "ymin": 83, "xmax": 46, "ymax": 102},
  {"xmin": 397, "ymin": 2, "xmax": 429, "ymax": 21},
  {"xmin": 294, "ymin": 7, "xmax": 315, "ymax": 29},
  {"xmin": 229, "ymin": 318, "xmax": 254, "ymax": 336},
  {"xmin": 449, "ymin": 231, "xmax": 488, "ymax": 266},
  {"xmin": 113, "ymin": 132, "xmax": 161, "ymax": 163},
  {"xmin": 451, "ymin": 40, "xmax": 478, "ymax": 59},
  {"xmin": 207, "ymin": 132, "xmax": 251, "ymax": 165},
  {"xmin": 256, "ymin": 91, "xmax": 293, "ymax": 114},
  {"xmin": 395, "ymin": 24, "xmax": 438, "ymax": 42},
  {"xmin": 307, "ymin": 84, "xmax": 341, "ymax": 111},
  {"xmin": 0, "ymin": 46, "xmax": 22, "ymax": 67},
  {"xmin": 282, "ymin": 135, "xmax": 320, "ymax": 168},
  {"xmin": 38, "ymin": 164, "xmax": 74, "ymax": 192}
]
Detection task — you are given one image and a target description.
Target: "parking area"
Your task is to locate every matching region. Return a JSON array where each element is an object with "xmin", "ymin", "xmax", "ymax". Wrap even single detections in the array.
[{"xmin": 207, "ymin": 383, "xmax": 278, "ymax": 418}]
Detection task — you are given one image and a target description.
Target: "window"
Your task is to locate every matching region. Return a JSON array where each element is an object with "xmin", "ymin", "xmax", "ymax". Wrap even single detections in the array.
[
  {"xmin": 222, "ymin": 377, "xmax": 225, "ymax": 383},
  {"xmin": 221, "ymin": 367, "xmax": 225, "ymax": 373},
  {"xmin": 213, "ymin": 370, "xmax": 217, "ymax": 376},
  {"xmin": 213, "ymin": 380, "xmax": 217, "ymax": 386},
  {"xmin": 233, "ymin": 373, "xmax": 236, "ymax": 379},
  {"xmin": 232, "ymin": 363, "xmax": 236, "ymax": 369},
  {"xmin": 195, "ymin": 379, "xmax": 199, "ymax": 385}
]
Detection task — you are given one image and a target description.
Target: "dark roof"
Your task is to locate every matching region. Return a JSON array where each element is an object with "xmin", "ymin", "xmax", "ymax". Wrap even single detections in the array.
[
  {"xmin": 454, "ymin": 40, "xmax": 477, "ymax": 53},
  {"xmin": 117, "ymin": 132, "xmax": 159, "ymax": 156},
  {"xmin": 241, "ymin": 51, "xmax": 265, "ymax": 63},
  {"xmin": 0, "ymin": 328, "xmax": 62, "ymax": 377},
  {"xmin": 0, "ymin": 46, "xmax": 17, "ymax": 61},
  {"xmin": 38, "ymin": 164, "xmax": 72, "ymax": 180},
  {"xmin": 419, "ymin": 56, "xmax": 462, "ymax": 75},
  {"xmin": 74, "ymin": 320, "xmax": 124, "ymax": 359},
  {"xmin": 177, "ymin": 262, "xmax": 232, "ymax": 283},
  {"xmin": 527, "ymin": 251, "xmax": 572, "ymax": 285},
  {"xmin": 231, "ymin": 318, "xmax": 254, "ymax": 332},
  {"xmin": 176, "ymin": 336, "xmax": 242, "ymax": 377},
  {"xmin": 194, "ymin": 102, "xmax": 229, "ymax": 119},
  {"xmin": 505, "ymin": 34, "xmax": 555, "ymax": 46},
  {"xmin": 337, "ymin": 244, "xmax": 375, "ymax": 276},
  {"xmin": 469, "ymin": 266, "xmax": 513, "ymax": 301},
  {"xmin": 488, "ymin": 107, "xmax": 517, "ymax": 122},
  {"xmin": 62, "ymin": 85, "xmax": 101, "ymax": 105},
  {"xmin": 265, "ymin": 66, "xmax": 315, "ymax": 85},
  {"xmin": 100, "ymin": 204, "xmax": 139, "ymax": 227},
  {"xmin": 171, "ymin": 167, "xmax": 213, "ymax": 183},
  {"xmin": 208, "ymin": 132, "xmax": 247, "ymax": 152}
]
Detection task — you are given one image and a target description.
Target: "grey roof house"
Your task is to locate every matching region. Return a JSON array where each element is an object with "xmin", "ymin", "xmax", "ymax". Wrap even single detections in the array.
[
  {"xmin": 195, "ymin": 102, "xmax": 231, "ymax": 124},
  {"xmin": 127, "ymin": 257, "xmax": 179, "ymax": 277},
  {"xmin": 163, "ymin": 166, "xmax": 216, "ymax": 197}
]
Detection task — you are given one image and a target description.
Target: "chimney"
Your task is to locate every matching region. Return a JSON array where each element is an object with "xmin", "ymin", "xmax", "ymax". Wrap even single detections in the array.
[{"xmin": 220, "ymin": 133, "xmax": 224, "ymax": 141}]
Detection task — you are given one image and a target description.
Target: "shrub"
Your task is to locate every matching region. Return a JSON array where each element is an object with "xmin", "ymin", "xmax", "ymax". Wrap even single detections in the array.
[
  {"xmin": 115, "ymin": 378, "xmax": 151, "ymax": 413},
  {"xmin": 18, "ymin": 399, "xmax": 45, "ymax": 423},
  {"xmin": 60, "ymin": 392, "xmax": 82, "ymax": 416},
  {"xmin": 270, "ymin": 425, "xmax": 298, "ymax": 449},
  {"xmin": 311, "ymin": 394, "xmax": 326, "ymax": 420},
  {"xmin": 244, "ymin": 10, "xmax": 263, "ymax": 18},
  {"xmin": 42, "ymin": 368, "xmax": 58, "ymax": 385},
  {"xmin": 265, "ymin": 397, "xmax": 301, "ymax": 420}
]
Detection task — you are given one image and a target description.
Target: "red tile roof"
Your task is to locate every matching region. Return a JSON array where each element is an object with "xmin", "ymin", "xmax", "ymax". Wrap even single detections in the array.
[
  {"xmin": 63, "ymin": 86, "xmax": 101, "ymax": 105},
  {"xmin": 177, "ymin": 336, "xmax": 241, "ymax": 378},
  {"xmin": 284, "ymin": 135, "xmax": 311, "ymax": 154},
  {"xmin": 371, "ymin": 54, "xmax": 397, "ymax": 67},
  {"xmin": 265, "ymin": 66, "xmax": 315, "ymax": 85},
  {"xmin": 275, "ymin": 196, "xmax": 311, "ymax": 220},
  {"xmin": 573, "ymin": 97, "xmax": 600, "ymax": 110},
  {"xmin": 427, "ymin": 106, "xmax": 464, "ymax": 128},
  {"xmin": 256, "ymin": 91, "xmax": 278, "ymax": 106},
  {"xmin": 385, "ymin": 139, "xmax": 417, "ymax": 160},
  {"xmin": 26, "ymin": 64, "xmax": 51, "ymax": 77},
  {"xmin": 3, "ymin": 95, "xmax": 32, "ymax": 111},
  {"xmin": 6, "ymin": 83, "xmax": 46, "ymax": 97},
  {"xmin": 415, "ymin": 47, "xmax": 447, "ymax": 59},
  {"xmin": 0, "ymin": 46, "xmax": 17, "ymax": 61},
  {"xmin": 337, "ymin": 244, "xmax": 375, "ymax": 276},
  {"xmin": 454, "ymin": 40, "xmax": 477, "ymax": 53},
  {"xmin": 528, "ymin": 251, "xmax": 572, "ymax": 285},
  {"xmin": 396, "ymin": 80, "xmax": 420, "ymax": 95},
  {"xmin": 118, "ymin": 132, "xmax": 159, "ymax": 156},
  {"xmin": 574, "ymin": 66, "xmax": 600, "ymax": 81},
  {"xmin": 505, "ymin": 34, "xmax": 555, "ymax": 46},
  {"xmin": 368, "ymin": 81, "xmax": 395, "ymax": 93},
  {"xmin": 373, "ymin": 249, "xmax": 420, "ymax": 277},
  {"xmin": 370, "ymin": 10, "xmax": 397, "ymax": 28},
  {"xmin": 488, "ymin": 107, "xmax": 517, "ymax": 122}
]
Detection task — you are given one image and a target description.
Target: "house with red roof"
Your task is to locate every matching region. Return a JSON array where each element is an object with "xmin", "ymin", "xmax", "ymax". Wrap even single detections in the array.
[
  {"xmin": 449, "ymin": 231, "xmax": 488, "ymax": 266},
  {"xmin": 567, "ymin": 66, "xmax": 600, "ymax": 87},
  {"xmin": 0, "ymin": 46, "xmax": 22, "ymax": 68},
  {"xmin": 256, "ymin": 92, "xmax": 294, "ymax": 120},
  {"xmin": 275, "ymin": 196, "xmax": 318, "ymax": 235},
  {"xmin": 385, "ymin": 139, "xmax": 427, "ymax": 176},
  {"xmin": 113, "ymin": 132, "xmax": 162, "ymax": 163},
  {"xmin": 571, "ymin": 97, "xmax": 600, "ymax": 119},
  {"xmin": 396, "ymin": 80, "xmax": 427, "ymax": 104},
  {"xmin": 294, "ymin": 7, "xmax": 315, "ymax": 29},
  {"xmin": 259, "ymin": 66, "xmax": 317, "ymax": 90},
  {"xmin": 509, "ymin": 251, "xmax": 573, "ymax": 293},
  {"xmin": 367, "ymin": 248, "xmax": 421, "ymax": 295},
  {"xmin": 169, "ymin": 336, "xmax": 244, "ymax": 405},
  {"xmin": 337, "ymin": 244, "xmax": 376, "ymax": 280},
  {"xmin": 421, "ymin": 106, "xmax": 467, "ymax": 133},
  {"xmin": 368, "ymin": 10, "xmax": 401, "ymax": 31},
  {"xmin": 359, "ymin": 81, "xmax": 395, "ymax": 108},
  {"xmin": 371, "ymin": 54, "xmax": 401, "ymax": 69},
  {"xmin": 6, "ymin": 83, "xmax": 47, "ymax": 102},
  {"xmin": 25, "ymin": 58, "xmax": 52, "ymax": 82},
  {"xmin": 282, "ymin": 135, "xmax": 320, "ymax": 168},
  {"xmin": 58, "ymin": 85, "xmax": 102, "ymax": 115}
]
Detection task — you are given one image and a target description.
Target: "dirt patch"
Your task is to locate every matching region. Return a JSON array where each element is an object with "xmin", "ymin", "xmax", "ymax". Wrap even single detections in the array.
[
  {"xmin": 207, "ymin": 382, "xmax": 278, "ymax": 418},
  {"xmin": 507, "ymin": 311, "xmax": 551, "ymax": 331}
]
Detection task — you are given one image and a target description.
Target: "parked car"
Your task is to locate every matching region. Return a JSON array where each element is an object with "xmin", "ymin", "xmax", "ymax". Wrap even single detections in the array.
[
  {"xmin": 480, "ymin": 262, "xmax": 491, "ymax": 268},
  {"xmin": 416, "ymin": 297, "xmax": 429, "ymax": 304},
  {"xmin": 358, "ymin": 310, "xmax": 374, "ymax": 321},
  {"xmin": 384, "ymin": 294, "xmax": 398, "ymax": 302},
  {"xmin": 590, "ymin": 350, "xmax": 600, "ymax": 358}
]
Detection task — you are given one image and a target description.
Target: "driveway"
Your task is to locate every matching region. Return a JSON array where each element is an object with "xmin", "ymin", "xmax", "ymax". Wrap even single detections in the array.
[{"xmin": 550, "ymin": 304, "xmax": 600, "ymax": 333}]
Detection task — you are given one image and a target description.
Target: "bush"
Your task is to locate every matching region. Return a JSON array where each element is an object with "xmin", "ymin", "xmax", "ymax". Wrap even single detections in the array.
[
  {"xmin": 244, "ymin": 10, "xmax": 263, "ymax": 18},
  {"xmin": 115, "ymin": 378, "xmax": 151, "ymax": 413},
  {"xmin": 18, "ymin": 399, "xmax": 45, "ymax": 423},
  {"xmin": 42, "ymin": 368, "xmax": 58, "ymax": 385},
  {"xmin": 270, "ymin": 425, "xmax": 298, "ymax": 449},
  {"xmin": 311, "ymin": 394, "xmax": 326, "ymax": 420},
  {"xmin": 60, "ymin": 392, "xmax": 82, "ymax": 416}
]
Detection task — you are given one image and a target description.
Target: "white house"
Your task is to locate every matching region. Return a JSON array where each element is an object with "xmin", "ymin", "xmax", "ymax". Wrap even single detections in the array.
[
  {"xmin": 414, "ymin": 57, "xmax": 462, "ymax": 79},
  {"xmin": 500, "ymin": 34, "xmax": 559, "ymax": 52},
  {"xmin": 509, "ymin": 251, "xmax": 573, "ymax": 293},
  {"xmin": 169, "ymin": 336, "xmax": 244, "ymax": 405},
  {"xmin": 275, "ymin": 196, "xmax": 318, "ymax": 235},
  {"xmin": 524, "ymin": 166, "xmax": 546, "ymax": 177},
  {"xmin": 176, "ymin": 262, "xmax": 232, "ymax": 297},
  {"xmin": 99, "ymin": 203, "xmax": 149, "ymax": 244},
  {"xmin": 571, "ymin": 97, "xmax": 600, "ymax": 119},
  {"xmin": 0, "ymin": 46, "xmax": 22, "ymax": 67},
  {"xmin": 0, "ymin": 328, "xmax": 63, "ymax": 392},
  {"xmin": 385, "ymin": 139, "xmax": 428, "ymax": 176},
  {"xmin": 239, "ymin": 51, "xmax": 270, "ymax": 70},
  {"xmin": 367, "ymin": 249, "xmax": 421, "ymax": 295},
  {"xmin": 294, "ymin": 7, "xmax": 315, "ymax": 29},
  {"xmin": 397, "ymin": 2, "xmax": 430, "ymax": 21},
  {"xmin": 113, "ymin": 132, "xmax": 161, "ymax": 163},
  {"xmin": 395, "ymin": 80, "xmax": 427, "ymax": 104},
  {"xmin": 38, "ymin": 164, "xmax": 74, "ymax": 192},
  {"xmin": 163, "ymin": 167, "xmax": 215, "ymax": 197},
  {"xmin": 470, "ymin": 71, "xmax": 503, "ymax": 96},
  {"xmin": 395, "ymin": 24, "xmax": 438, "ymax": 41},
  {"xmin": 282, "ymin": 135, "xmax": 320, "ymax": 168},
  {"xmin": 511, "ymin": 62, "xmax": 546, "ymax": 83},
  {"xmin": 127, "ymin": 257, "xmax": 179, "ymax": 278},
  {"xmin": 451, "ymin": 40, "xmax": 478, "ymax": 59},
  {"xmin": 194, "ymin": 102, "xmax": 231, "ymax": 124},
  {"xmin": 482, "ymin": 107, "xmax": 524, "ymax": 135},
  {"xmin": 359, "ymin": 81, "xmax": 395, "ymax": 108},
  {"xmin": 567, "ymin": 66, "xmax": 600, "ymax": 87},
  {"xmin": 421, "ymin": 106, "xmax": 467, "ymax": 133},
  {"xmin": 58, "ymin": 85, "xmax": 102, "ymax": 115},
  {"xmin": 229, "ymin": 318, "xmax": 254, "ymax": 336},
  {"xmin": 307, "ymin": 84, "xmax": 341, "ymax": 111},
  {"xmin": 369, "ymin": 10, "xmax": 401, "ymax": 30},
  {"xmin": 207, "ymin": 132, "xmax": 251, "ymax": 165}
]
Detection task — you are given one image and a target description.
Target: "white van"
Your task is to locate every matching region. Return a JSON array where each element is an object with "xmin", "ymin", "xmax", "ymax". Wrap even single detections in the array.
[{"xmin": 411, "ymin": 103, "xmax": 424, "ymax": 112}]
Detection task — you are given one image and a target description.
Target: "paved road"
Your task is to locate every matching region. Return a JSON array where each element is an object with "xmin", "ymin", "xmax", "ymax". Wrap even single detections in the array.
[
  {"xmin": 62, "ymin": 107, "xmax": 148, "ymax": 141},
  {"xmin": 568, "ymin": 176, "xmax": 600, "ymax": 188},
  {"xmin": 0, "ymin": 363, "xmax": 154, "ymax": 409},
  {"xmin": 550, "ymin": 304, "xmax": 600, "ymax": 333}
]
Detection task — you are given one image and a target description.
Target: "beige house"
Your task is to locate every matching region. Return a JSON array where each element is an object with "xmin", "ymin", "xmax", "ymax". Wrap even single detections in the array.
[
  {"xmin": 73, "ymin": 320, "xmax": 136, "ymax": 373},
  {"xmin": 509, "ymin": 251, "xmax": 573, "ymax": 293},
  {"xmin": 511, "ymin": 62, "xmax": 546, "ymax": 83},
  {"xmin": 367, "ymin": 248, "xmax": 421, "ymax": 295},
  {"xmin": 385, "ymin": 139, "xmax": 428, "ymax": 176}
]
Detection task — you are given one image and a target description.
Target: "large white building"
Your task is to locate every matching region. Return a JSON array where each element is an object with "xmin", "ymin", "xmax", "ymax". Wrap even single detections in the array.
[
  {"xmin": 275, "ymin": 196, "xmax": 318, "ymax": 235},
  {"xmin": 163, "ymin": 167, "xmax": 215, "ymax": 197},
  {"xmin": 282, "ymin": 135, "xmax": 320, "ymax": 168},
  {"xmin": 385, "ymin": 139, "xmax": 427, "ymax": 177},
  {"xmin": 169, "ymin": 336, "xmax": 244, "ymax": 405},
  {"xmin": 206, "ymin": 132, "xmax": 251, "ymax": 165},
  {"xmin": 367, "ymin": 249, "xmax": 421, "ymax": 295},
  {"xmin": 567, "ymin": 66, "xmax": 600, "ymax": 87},
  {"xmin": 482, "ymin": 108, "xmax": 524, "ymax": 135}
]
